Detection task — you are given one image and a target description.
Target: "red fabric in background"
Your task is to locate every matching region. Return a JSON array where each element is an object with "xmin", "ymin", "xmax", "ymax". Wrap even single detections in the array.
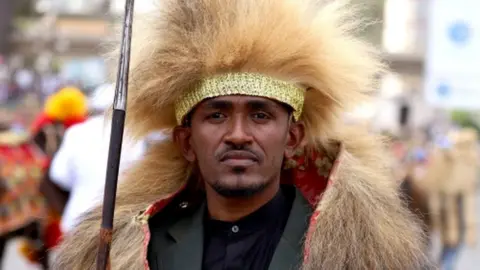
[
  {"xmin": 44, "ymin": 213, "xmax": 63, "ymax": 248},
  {"xmin": 30, "ymin": 113, "xmax": 87, "ymax": 135}
]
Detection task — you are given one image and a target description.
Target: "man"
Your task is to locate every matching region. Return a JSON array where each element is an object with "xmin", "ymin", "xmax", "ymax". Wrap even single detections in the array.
[
  {"xmin": 31, "ymin": 86, "xmax": 88, "ymax": 157},
  {"xmin": 432, "ymin": 128, "xmax": 478, "ymax": 270},
  {"xmin": 54, "ymin": 0, "xmax": 430, "ymax": 269},
  {"xmin": 49, "ymin": 84, "xmax": 146, "ymax": 234},
  {"xmin": 32, "ymin": 87, "xmax": 89, "ymax": 247},
  {"xmin": 12, "ymin": 86, "xmax": 89, "ymax": 267}
]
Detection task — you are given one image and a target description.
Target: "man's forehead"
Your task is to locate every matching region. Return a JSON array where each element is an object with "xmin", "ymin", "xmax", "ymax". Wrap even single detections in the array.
[{"xmin": 198, "ymin": 95, "xmax": 283, "ymax": 109}]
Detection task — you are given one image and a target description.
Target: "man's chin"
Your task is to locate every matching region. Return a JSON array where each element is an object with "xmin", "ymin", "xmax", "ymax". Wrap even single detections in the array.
[{"xmin": 210, "ymin": 183, "xmax": 268, "ymax": 198}]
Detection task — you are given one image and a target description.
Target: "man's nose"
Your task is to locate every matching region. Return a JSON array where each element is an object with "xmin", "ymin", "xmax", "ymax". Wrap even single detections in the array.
[{"xmin": 224, "ymin": 117, "xmax": 253, "ymax": 147}]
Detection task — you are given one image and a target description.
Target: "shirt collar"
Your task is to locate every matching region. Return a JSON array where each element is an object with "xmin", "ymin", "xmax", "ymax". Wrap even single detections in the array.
[{"xmin": 204, "ymin": 188, "xmax": 289, "ymax": 236}]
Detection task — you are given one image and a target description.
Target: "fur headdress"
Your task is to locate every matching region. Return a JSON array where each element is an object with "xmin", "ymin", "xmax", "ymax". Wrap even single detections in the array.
[
  {"xmin": 121, "ymin": 0, "xmax": 382, "ymax": 143},
  {"xmin": 55, "ymin": 0, "xmax": 431, "ymax": 269}
]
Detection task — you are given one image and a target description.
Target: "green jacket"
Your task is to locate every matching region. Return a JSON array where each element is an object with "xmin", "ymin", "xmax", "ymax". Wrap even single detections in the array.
[{"xmin": 147, "ymin": 188, "xmax": 313, "ymax": 270}]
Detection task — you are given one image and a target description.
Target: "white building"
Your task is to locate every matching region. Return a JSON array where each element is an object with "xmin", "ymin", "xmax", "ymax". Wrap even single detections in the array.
[{"xmin": 373, "ymin": 0, "xmax": 436, "ymax": 134}]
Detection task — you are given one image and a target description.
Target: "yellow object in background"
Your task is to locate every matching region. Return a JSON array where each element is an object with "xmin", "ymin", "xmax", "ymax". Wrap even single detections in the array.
[{"xmin": 44, "ymin": 87, "xmax": 88, "ymax": 121}]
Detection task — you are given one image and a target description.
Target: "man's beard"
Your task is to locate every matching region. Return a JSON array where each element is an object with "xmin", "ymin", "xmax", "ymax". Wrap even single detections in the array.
[{"xmin": 210, "ymin": 182, "xmax": 269, "ymax": 198}]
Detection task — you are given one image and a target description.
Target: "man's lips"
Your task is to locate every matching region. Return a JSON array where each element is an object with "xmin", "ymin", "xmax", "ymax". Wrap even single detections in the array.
[{"xmin": 219, "ymin": 150, "xmax": 259, "ymax": 166}]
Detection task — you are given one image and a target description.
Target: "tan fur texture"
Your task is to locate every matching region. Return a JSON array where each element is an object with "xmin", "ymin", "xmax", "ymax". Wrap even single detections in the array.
[{"xmin": 54, "ymin": 0, "xmax": 431, "ymax": 269}]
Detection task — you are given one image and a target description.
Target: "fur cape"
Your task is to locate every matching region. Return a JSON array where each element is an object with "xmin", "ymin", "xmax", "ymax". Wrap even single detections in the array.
[{"xmin": 54, "ymin": 0, "xmax": 431, "ymax": 269}]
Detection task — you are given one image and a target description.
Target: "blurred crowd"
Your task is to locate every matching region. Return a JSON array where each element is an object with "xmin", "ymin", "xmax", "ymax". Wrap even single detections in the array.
[
  {"xmin": 0, "ymin": 83, "xmax": 165, "ymax": 269},
  {"xmin": 388, "ymin": 126, "xmax": 479, "ymax": 270}
]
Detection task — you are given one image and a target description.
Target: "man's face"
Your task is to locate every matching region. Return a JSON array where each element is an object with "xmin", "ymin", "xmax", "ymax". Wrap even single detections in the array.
[{"xmin": 174, "ymin": 95, "xmax": 304, "ymax": 197}]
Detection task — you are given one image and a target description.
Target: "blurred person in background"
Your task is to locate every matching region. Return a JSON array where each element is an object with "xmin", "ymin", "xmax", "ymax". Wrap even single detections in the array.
[
  {"xmin": 48, "ymin": 83, "xmax": 146, "ymax": 236},
  {"xmin": 31, "ymin": 86, "xmax": 88, "ymax": 157},
  {"xmin": 31, "ymin": 87, "xmax": 89, "ymax": 227},
  {"xmin": 438, "ymin": 128, "xmax": 479, "ymax": 270},
  {"xmin": 416, "ymin": 127, "xmax": 479, "ymax": 270},
  {"xmin": 0, "ymin": 113, "xmax": 49, "ymax": 269},
  {"xmin": 401, "ymin": 132, "xmax": 432, "ymax": 244},
  {"xmin": 12, "ymin": 86, "xmax": 89, "ymax": 268}
]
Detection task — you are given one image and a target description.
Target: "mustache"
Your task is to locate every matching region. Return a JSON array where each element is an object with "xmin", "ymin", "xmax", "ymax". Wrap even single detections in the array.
[{"xmin": 216, "ymin": 146, "xmax": 262, "ymax": 162}]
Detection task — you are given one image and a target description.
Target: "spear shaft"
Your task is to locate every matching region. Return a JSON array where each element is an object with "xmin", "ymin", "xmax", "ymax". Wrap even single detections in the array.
[{"xmin": 96, "ymin": 0, "xmax": 135, "ymax": 269}]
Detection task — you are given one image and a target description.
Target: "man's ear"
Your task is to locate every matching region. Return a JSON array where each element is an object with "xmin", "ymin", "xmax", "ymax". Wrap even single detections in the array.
[
  {"xmin": 285, "ymin": 121, "xmax": 305, "ymax": 157},
  {"xmin": 173, "ymin": 126, "xmax": 196, "ymax": 162}
]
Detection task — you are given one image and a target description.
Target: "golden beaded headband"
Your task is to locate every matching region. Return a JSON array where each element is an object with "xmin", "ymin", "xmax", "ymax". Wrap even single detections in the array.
[{"xmin": 175, "ymin": 73, "xmax": 305, "ymax": 124}]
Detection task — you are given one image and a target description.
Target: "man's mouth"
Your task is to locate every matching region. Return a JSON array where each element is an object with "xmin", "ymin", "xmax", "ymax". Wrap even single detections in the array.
[{"xmin": 219, "ymin": 150, "xmax": 259, "ymax": 167}]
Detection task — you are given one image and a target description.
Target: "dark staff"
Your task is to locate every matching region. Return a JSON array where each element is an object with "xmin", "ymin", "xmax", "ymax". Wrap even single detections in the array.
[{"xmin": 96, "ymin": 0, "xmax": 135, "ymax": 269}]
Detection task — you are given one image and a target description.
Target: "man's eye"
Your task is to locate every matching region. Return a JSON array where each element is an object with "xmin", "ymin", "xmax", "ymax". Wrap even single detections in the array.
[
  {"xmin": 252, "ymin": 112, "xmax": 269, "ymax": 119},
  {"xmin": 208, "ymin": 112, "xmax": 226, "ymax": 119}
]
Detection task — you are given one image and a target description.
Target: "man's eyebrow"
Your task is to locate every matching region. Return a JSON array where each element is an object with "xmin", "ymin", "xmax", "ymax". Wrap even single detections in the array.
[
  {"xmin": 202, "ymin": 99, "xmax": 233, "ymax": 110},
  {"xmin": 246, "ymin": 100, "xmax": 276, "ymax": 110}
]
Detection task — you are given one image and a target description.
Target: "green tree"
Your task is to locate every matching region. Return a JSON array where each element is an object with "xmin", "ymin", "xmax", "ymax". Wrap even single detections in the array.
[{"xmin": 451, "ymin": 110, "xmax": 480, "ymax": 134}]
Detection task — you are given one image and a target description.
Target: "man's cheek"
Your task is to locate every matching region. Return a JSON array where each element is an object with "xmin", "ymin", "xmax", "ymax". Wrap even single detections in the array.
[{"xmin": 198, "ymin": 151, "xmax": 215, "ymax": 168}]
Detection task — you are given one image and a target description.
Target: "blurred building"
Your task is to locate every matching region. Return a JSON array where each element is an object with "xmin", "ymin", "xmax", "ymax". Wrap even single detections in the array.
[
  {"xmin": 2, "ymin": 0, "xmax": 155, "ymax": 91},
  {"xmin": 0, "ymin": 0, "xmax": 15, "ymax": 56},
  {"xmin": 373, "ymin": 0, "xmax": 438, "ymax": 134},
  {"xmin": 6, "ymin": 0, "xmax": 110, "ymax": 90}
]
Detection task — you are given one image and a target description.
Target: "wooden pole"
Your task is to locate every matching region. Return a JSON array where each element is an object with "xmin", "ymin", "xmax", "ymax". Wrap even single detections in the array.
[{"xmin": 96, "ymin": 0, "xmax": 135, "ymax": 269}]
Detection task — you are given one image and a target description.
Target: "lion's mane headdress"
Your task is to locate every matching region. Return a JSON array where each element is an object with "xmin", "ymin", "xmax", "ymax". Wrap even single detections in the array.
[{"xmin": 121, "ymin": 0, "xmax": 382, "ymax": 144}]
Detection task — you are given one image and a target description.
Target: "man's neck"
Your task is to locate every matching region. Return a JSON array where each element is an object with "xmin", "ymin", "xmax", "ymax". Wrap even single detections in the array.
[{"xmin": 205, "ymin": 181, "xmax": 280, "ymax": 222}]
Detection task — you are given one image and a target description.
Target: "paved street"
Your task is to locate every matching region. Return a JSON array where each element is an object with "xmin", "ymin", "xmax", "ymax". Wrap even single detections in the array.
[
  {"xmin": 456, "ymin": 191, "xmax": 480, "ymax": 270},
  {"xmin": 429, "ymin": 192, "xmax": 480, "ymax": 270}
]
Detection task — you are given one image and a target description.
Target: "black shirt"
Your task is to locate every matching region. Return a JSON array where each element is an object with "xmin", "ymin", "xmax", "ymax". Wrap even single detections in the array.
[{"xmin": 202, "ymin": 186, "xmax": 294, "ymax": 270}]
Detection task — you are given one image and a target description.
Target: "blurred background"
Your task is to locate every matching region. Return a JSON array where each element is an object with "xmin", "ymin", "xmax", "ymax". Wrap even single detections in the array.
[{"xmin": 0, "ymin": 0, "xmax": 479, "ymax": 269}]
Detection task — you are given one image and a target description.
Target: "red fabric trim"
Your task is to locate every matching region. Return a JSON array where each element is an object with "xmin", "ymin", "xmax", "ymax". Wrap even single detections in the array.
[
  {"xmin": 291, "ymin": 150, "xmax": 330, "ymax": 206},
  {"xmin": 301, "ymin": 145, "xmax": 344, "ymax": 263},
  {"xmin": 143, "ymin": 187, "xmax": 186, "ymax": 217},
  {"xmin": 303, "ymin": 211, "xmax": 320, "ymax": 262},
  {"xmin": 142, "ymin": 185, "xmax": 187, "ymax": 270},
  {"xmin": 143, "ymin": 224, "xmax": 151, "ymax": 270}
]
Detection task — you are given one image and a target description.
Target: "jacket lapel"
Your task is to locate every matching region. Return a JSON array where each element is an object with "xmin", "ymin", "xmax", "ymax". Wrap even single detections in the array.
[
  {"xmin": 269, "ymin": 189, "xmax": 313, "ymax": 270},
  {"xmin": 163, "ymin": 203, "xmax": 205, "ymax": 270},
  {"xmin": 157, "ymin": 189, "xmax": 311, "ymax": 270}
]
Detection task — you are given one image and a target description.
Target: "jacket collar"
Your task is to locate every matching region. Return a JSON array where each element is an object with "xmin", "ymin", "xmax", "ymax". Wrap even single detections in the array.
[
  {"xmin": 162, "ymin": 188, "xmax": 312, "ymax": 270},
  {"xmin": 162, "ymin": 203, "xmax": 204, "ymax": 270}
]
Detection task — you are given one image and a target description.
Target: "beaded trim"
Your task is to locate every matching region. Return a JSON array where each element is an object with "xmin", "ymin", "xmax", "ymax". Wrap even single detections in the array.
[{"xmin": 175, "ymin": 73, "xmax": 305, "ymax": 124}]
